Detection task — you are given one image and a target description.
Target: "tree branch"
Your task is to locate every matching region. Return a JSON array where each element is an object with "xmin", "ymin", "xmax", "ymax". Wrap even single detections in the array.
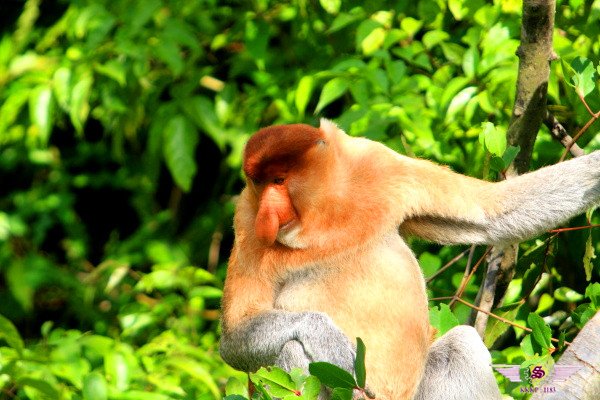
[
  {"xmin": 531, "ymin": 312, "xmax": 600, "ymax": 400},
  {"xmin": 474, "ymin": 0, "xmax": 556, "ymax": 337},
  {"xmin": 544, "ymin": 111, "xmax": 585, "ymax": 157}
]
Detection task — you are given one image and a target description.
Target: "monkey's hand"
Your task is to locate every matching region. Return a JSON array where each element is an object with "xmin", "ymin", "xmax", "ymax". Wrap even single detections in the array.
[{"xmin": 220, "ymin": 311, "xmax": 357, "ymax": 375}]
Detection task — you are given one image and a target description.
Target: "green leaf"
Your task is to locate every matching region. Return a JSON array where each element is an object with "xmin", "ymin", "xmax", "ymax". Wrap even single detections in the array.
[
  {"xmin": 361, "ymin": 27, "xmax": 386, "ymax": 55},
  {"xmin": 166, "ymin": 356, "xmax": 220, "ymax": 398},
  {"xmin": 328, "ymin": 11, "xmax": 364, "ymax": 34},
  {"xmin": 445, "ymin": 86, "xmax": 477, "ymax": 122},
  {"xmin": 502, "ymin": 145, "xmax": 520, "ymax": 167},
  {"xmin": 162, "ymin": 19, "xmax": 201, "ymax": 54},
  {"xmin": 526, "ymin": 313, "xmax": 553, "ymax": 355},
  {"xmin": 104, "ymin": 352, "xmax": 130, "ymax": 391},
  {"xmin": 400, "ymin": 17, "xmax": 422, "ymax": 37},
  {"xmin": 289, "ymin": 368, "xmax": 307, "ymax": 389},
  {"xmin": 554, "ymin": 287, "xmax": 584, "ymax": 303},
  {"xmin": 18, "ymin": 378, "xmax": 59, "ymax": 398},
  {"xmin": 354, "ymin": 338, "xmax": 366, "ymax": 389},
  {"xmin": 585, "ymin": 282, "xmax": 600, "ymax": 309},
  {"xmin": 571, "ymin": 57, "xmax": 597, "ymax": 97},
  {"xmin": 331, "ymin": 387, "xmax": 353, "ymax": 400},
  {"xmin": 583, "ymin": 230, "xmax": 596, "ymax": 281},
  {"xmin": 558, "ymin": 331, "xmax": 566, "ymax": 350},
  {"xmin": 520, "ymin": 333, "xmax": 535, "ymax": 356},
  {"xmin": 225, "ymin": 377, "xmax": 248, "ymax": 397},
  {"xmin": 438, "ymin": 303, "xmax": 459, "ymax": 335},
  {"xmin": 315, "ymin": 78, "xmax": 348, "ymax": 113},
  {"xmin": 0, "ymin": 89, "xmax": 29, "ymax": 133},
  {"xmin": 572, "ymin": 303, "xmax": 595, "ymax": 328},
  {"xmin": 29, "ymin": 85, "xmax": 54, "ymax": 145},
  {"xmin": 422, "ymin": 30, "xmax": 449, "ymax": 49},
  {"xmin": 301, "ymin": 376, "xmax": 321, "ymax": 399},
  {"xmin": 0, "ymin": 313, "xmax": 24, "ymax": 355},
  {"xmin": 83, "ymin": 372, "xmax": 108, "ymax": 400},
  {"xmin": 535, "ymin": 293, "xmax": 554, "ymax": 314},
  {"xmin": 94, "ymin": 60, "xmax": 127, "ymax": 86},
  {"xmin": 441, "ymin": 42, "xmax": 466, "ymax": 65},
  {"xmin": 223, "ymin": 396, "xmax": 248, "ymax": 400},
  {"xmin": 181, "ymin": 96, "xmax": 224, "ymax": 149},
  {"xmin": 489, "ymin": 156, "xmax": 505, "ymax": 173},
  {"xmin": 251, "ymin": 367, "xmax": 297, "ymax": 397},
  {"xmin": 295, "ymin": 76, "xmax": 314, "ymax": 116},
  {"xmin": 253, "ymin": 381, "xmax": 274, "ymax": 400},
  {"xmin": 319, "ymin": 0, "xmax": 341, "ymax": 14},
  {"xmin": 245, "ymin": 20, "xmax": 269, "ymax": 70},
  {"xmin": 69, "ymin": 72, "xmax": 93, "ymax": 134},
  {"xmin": 356, "ymin": 20, "xmax": 382, "ymax": 54},
  {"xmin": 349, "ymin": 79, "xmax": 369, "ymax": 105},
  {"xmin": 484, "ymin": 303, "xmax": 522, "ymax": 347},
  {"xmin": 163, "ymin": 115, "xmax": 198, "ymax": 192},
  {"xmin": 106, "ymin": 390, "xmax": 171, "ymax": 400},
  {"xmin": 154, "ymin": 40, "xmax": 184, "ymax": 76},
  {"xmin": 309, "ymin": 362, "xmax": 356, "ymax": 390},
  {"xmin": 561, "ymin": 59, "xmax": 576, "ymax": 89},
  {"xmin": 448, "ymin": 0, "xmax": 468, "ymax": 20},
  {"xmin": 419, "ymin": 252, "xmax": 442, "ymax": 277},
  {"xmin": 462, "ymin": 46, "xmax": 479, "ymax": 78},
  {"xmin": 364, "ymin": 68, "xmax": 389, "ymax": 93},
  {"xmin": 440, "ymin": 76, "xmax": 470, "ymax": 110},
  {"xmin": 386, "ymin": 60, "xmax": 407, "ymax": 85},
  {"xmin": 479, "ymin": 122, "xmax": 506, "ymax": 156}
]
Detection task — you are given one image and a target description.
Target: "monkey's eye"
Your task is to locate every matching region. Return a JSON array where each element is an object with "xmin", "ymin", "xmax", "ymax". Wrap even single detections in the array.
[{"xmin": 273, "ymin": 177, "xmax": 285, "ymax": 185}]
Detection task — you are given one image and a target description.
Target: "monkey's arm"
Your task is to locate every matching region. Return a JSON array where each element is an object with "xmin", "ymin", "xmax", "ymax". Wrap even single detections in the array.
[
  {"xmin": 220, "ymin": 309, "xmax": 356, "ymax": 373},
  {"xmin": 398, "ymin": 151, "xmax": 600, "ymax": 245},
  {"xmin": 220, "ymin": 247, "xmax": 356, "ymax": 373}
]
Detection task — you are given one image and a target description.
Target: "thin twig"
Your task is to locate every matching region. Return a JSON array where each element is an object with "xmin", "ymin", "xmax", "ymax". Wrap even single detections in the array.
[
  {"xmin": 544, "ymin": 111, "xmax": 584, "ymax": 157},
  {"xmin": 579, "ymin": 92, "xmax": 597, "ymax": 117},
  {"xmin": 560, "ymin": 113, "xmax": 600, "ymax": 161},
  {"xmin": 426, "ymin": 247, "xmax": 471, "ymax": 283},
  {"xmin": 549, "ymin": 224, "xmax": 600, "ymax": 233},
  {"xmin": 449, "ymin": 247, "xmax": 491, "ymax": 308}
]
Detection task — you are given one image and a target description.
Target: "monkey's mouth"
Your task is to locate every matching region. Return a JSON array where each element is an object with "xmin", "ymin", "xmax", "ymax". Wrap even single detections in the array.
[
  {"xmin": 276, "ymin": 222, "xmax": 305, "ymax": 249},
  {"xmin": 279, "ymin": 220, "xmax": 296, "ymax": 231}
]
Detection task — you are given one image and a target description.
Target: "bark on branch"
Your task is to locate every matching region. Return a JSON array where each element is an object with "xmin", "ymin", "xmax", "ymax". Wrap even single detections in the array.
[
  {"xmin": 531, "ymin": 312, "xmax": 600, "ymax": 400},
  {"xmin": 544, "ymin": 111, "xmax": 585, "ymax": 157},
  {"xmin": 474, "ymin": 0, "xmax": 556, "ymax": 336}
]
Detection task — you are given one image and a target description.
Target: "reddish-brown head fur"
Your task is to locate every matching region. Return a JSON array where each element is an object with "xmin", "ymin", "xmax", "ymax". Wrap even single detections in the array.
[
  {"xmin": 243, "ymin": 124, "xmax": 325, "ymax": 246},
  {"xmin": 243, "ymin": 124, "xmax": 324, "ymax": 183}
]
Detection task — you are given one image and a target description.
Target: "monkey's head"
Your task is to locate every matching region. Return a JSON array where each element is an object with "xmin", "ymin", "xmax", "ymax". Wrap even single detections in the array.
[{"xmin": 242, "ymin": 119, "xmax": 345, "ymax": 248}]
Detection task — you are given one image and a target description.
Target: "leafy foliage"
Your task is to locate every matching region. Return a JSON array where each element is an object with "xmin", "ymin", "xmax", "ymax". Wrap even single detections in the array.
[{"xmin": 1, "ymin": 0, "xmax": 600, "ymax": 399}]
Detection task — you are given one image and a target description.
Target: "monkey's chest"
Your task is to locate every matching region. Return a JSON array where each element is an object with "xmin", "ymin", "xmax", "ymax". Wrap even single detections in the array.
[
  {"xmin": 272, "ymin": 233, "xmax": 428, "ymax": 325},
  {"xmin": 273, "ymin": 266, "xmax": 334, "ymax": 311}
]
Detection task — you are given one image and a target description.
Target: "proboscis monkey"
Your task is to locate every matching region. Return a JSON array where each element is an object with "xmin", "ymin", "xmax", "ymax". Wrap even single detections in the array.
[{"xmin": 220, "ymin": 119, "xmax": 600, "ymax": 399}]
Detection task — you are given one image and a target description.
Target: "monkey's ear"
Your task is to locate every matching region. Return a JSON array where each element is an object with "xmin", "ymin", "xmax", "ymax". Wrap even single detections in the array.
[{"xmin": 319, "ymin": 118, "xmax": 345, "ymax": 140}]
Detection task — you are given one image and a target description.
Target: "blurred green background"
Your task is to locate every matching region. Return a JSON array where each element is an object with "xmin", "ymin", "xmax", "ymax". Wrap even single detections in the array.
[{"xmin": 1, "ymin": 0, "xmax": 600, "ymax": 399}]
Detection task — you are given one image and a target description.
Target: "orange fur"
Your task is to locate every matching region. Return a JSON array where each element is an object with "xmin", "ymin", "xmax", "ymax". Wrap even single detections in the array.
[
  {"xmin": 221, "ymin": 120, "xmax": 506, "ymax": 399},
  {"xmin": 222, "ymin": 119, "xmax": 600, "ymax": 400}
]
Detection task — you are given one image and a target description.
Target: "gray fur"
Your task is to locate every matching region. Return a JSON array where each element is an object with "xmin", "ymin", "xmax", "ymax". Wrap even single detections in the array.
[
  {"xmin": 414, "ymin": 326, "xmax": 502, "ymax": 400},
  {"xmin": 486, "ymin": 151, "xmax": 600, "ymax": 244},
  {"xmin": 219, "ymin": 310, "xmax": 356, "ymax": 374},
  {"xmin": 408, "ymin": 151, "xmax": 600, "ymax": 245}
]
